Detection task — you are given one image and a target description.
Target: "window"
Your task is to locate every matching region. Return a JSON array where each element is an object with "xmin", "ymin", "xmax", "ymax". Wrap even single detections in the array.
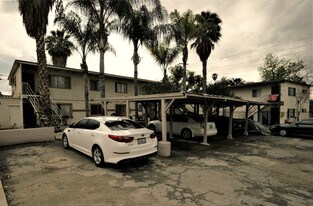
[
  {"xmin": 115, "ymin": 82, "xmax": 127, "ymax": 93},
  {"xmin": 90, "ymin": 80, "xmax": 99, "ymax": 91},
  {"xmin": 90, "ymin": 104, "xmax": 104, "ymax": 116},
  {"xmin": 287, "ymin": 109, "xmax": 295, "ymax": 118},
  {"xmin": 288, "ymin": 87, "xmax": 296, "ymax": 96},
  {"xmin": 301, "ymin": 108, "xmax": 307, "ymax": 113},
  {"xmin": 252, "ymin": 89, "xmax": 261, "ymax": 98},
  {"xmin": 57, "ymin": 104, "xmax": 72, "ymax": 118},
  {"xmin": 10, "ymin": 76, "xmax": 16, "ymax": 86},
  {"xmin": 105, "ymin": 119, "xmax": 143, "ymax": 131},
  {"xmin": 85, "ymin": 119, "xmax": 100, "ymax": 130},
  {"xmin": 116, "ymin": 104, "xmax": 126, "ymax": 116},
  {"xmin": 74, "ymin": 119, "xmax": 89, "ymax": 129},
  {"xmin": 49, "ymin": 75, "xmax": 70, "ymax": 89}
]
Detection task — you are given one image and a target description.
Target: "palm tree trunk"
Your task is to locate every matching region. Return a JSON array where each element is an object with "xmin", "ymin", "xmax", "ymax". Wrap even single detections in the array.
[
  {"xmin": 133, "ymin": 43, "xmax": 140, "ymax": 120},
  {"xmin": 81, "ymin": 59, "xmax": 89, "ymax": 117},
  {"xmin": 202, "ymin": 60, "xmax": 207, "ymax": 94},
  {"xmin": 36, "ymin": 32, "xmax": 52, "ymax": 126},
  {"xmin": 99, "ymin": 49, "xmax": 105, "ymax": 99},
  {"xmin": 182, "ymin": 45, "xmax": 188, "ymax": 93}
]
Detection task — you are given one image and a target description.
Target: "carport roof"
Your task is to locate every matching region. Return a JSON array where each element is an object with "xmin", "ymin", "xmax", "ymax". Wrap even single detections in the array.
[{"xmin": 103, "ymin": 92, "xmax": 273, "ymax": 107}]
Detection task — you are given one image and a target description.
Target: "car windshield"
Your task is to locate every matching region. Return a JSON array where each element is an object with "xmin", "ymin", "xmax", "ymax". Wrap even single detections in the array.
[{"xmin": 105, "ymin": 119, "xmax": 144, "ymax": 131}]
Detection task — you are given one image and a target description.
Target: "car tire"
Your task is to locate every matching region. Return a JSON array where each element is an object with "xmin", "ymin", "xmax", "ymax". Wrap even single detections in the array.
[
  {"xmin": 62, "ymin": 134, "xmax": 70, "ymax": 149},
  {"xmin": 181, "ymin": 128, "xmax": 192, "ymax": 139},
  {"xmin": 92, "ymin": 146, "xmax": 104, "ymax": 167},
  {"xmin": 148, "ymin": 124, "xmax": 156, "ymax": 132},
  {"xmin": 279, "ymin": 129, "xmax": 287, "ymax": 137}
]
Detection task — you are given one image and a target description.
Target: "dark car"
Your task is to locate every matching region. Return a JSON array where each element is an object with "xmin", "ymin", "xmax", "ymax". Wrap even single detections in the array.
[{"xmin": 270, "ymin": 118, "xmax": 313, "ymax": 138}]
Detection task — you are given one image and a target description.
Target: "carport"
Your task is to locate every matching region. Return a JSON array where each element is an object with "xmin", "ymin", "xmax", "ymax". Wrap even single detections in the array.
[{"xmin": 102, "ymin": 92, "xmax": 270, "ymax": 157}]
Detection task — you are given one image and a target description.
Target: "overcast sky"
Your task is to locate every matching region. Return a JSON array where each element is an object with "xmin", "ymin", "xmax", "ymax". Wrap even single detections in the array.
[{"xmin": 0, "ymin": 0, "xmax": 312, "ymax": 95}]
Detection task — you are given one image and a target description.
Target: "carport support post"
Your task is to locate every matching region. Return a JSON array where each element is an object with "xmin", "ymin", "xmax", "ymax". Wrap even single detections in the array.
[
  {"xmin": 158, "ymin": 98, "xmax": 171, "ymax": 157},
  {"xmin": 227, "ymin": 105, "xmax": 234, "ymax": 139},
  {"xmin": 244, "ymin": 105, "xmax": 249, "ymax": 136},
  {"xmin": 126, "ymin": 100, "xmax": 130, "ymax": 118},
  {"xmin": 258, "ymin": 105, "xmax": 261, "ymax": 122},
  {"xmin": 201, "ymin": 105, "xmax": 209, "ymax": 145}
]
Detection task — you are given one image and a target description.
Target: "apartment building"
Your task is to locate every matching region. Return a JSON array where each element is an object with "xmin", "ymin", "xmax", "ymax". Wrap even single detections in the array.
[
  {"xmin": 0, "ymin": 59, "xmax": 152, "ymax": 129},
  {"xmin": 231, "ymin": 80, "xmax": 311, "ymax": 125}
]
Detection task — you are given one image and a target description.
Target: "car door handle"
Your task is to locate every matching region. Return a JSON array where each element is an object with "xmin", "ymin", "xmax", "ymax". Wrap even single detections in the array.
[
  {"xmin": 77, "ymin": 131, "xmax": 81, "ymax": 134},
  {"xmin": 91, "ymin": 134, "xmax": 96, "ymax": 137}
]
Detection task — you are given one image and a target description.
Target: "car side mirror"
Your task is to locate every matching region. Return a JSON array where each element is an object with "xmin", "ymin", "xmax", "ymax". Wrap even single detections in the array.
[{"xmin": 69, "ymin": 123, "xmax": 75, "ymax": 128}]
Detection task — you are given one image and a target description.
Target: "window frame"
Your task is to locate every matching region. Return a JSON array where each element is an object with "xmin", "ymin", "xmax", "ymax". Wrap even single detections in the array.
[
  {"xmin": 90, "ymin": 79, "xmax": 100, "ymax": 91},
  {"xmin": 90, "ymin": 104, "xmax": 104, "ymax": 116},
  {"xmin": 115, "ymin": 82, "xmax": 127, "ymax": 93},
  {"xmin": 288, "ymin": 87, "xmax": 296, "ymax": 96},
  {"xmin": 287, "ymin": 108, "xmax": 296, "ymax": 118},
  {"xmin": 252, "ymin": 89, "xmax": 261, "ymax": 98},
  {"xmin": 56, "ymin": 103, "xmax": 72, "ymax": 118},
  {"xmin": 115, "ymin": 104, "xmax": 126, "ymax": 116},
  {"xmin": 49, "ymin": 75, "xmax": 71, "ymax": 89}
]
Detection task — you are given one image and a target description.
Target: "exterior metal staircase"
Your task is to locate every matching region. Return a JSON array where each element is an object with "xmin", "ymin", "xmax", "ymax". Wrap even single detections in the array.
[
  {"xmin": 22, "ymin": 83, "xmax": 62, "ymax": 128},
  {"xmin": 236, "ymin": 95, "xmax": 269, "ymax": 119}
]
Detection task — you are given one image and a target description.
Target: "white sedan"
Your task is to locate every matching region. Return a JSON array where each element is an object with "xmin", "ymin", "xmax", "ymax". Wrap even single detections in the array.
[
  {"xmin": 62, "ymin": 116, "xmax": 157, "ymax": 167},
  {"xmin": 148, "ymin": 115, "xmax": 217, "ymax": 139}
]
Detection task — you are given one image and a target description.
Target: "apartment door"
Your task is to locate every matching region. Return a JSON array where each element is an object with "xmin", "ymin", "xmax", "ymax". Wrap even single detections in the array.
[
  {"xmin": 23, "ymin": 102, "xmax": 36, "ymax": 128},
  {"xmin": 270, "ymin": 107, "xmax": 280, "ymax": 125},
  {"xmin": 271, "ymin": 85, "xmax": 280, "ymax": 101},
  {"xmin": 22, "ymin": 72, "xmax": 35, "ymax": 92}
]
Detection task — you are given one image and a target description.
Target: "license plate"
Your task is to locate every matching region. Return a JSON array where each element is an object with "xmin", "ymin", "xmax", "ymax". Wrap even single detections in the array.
[{"xmin": 137, "ymin": 138, "xmax": 146, "ymax": 145}]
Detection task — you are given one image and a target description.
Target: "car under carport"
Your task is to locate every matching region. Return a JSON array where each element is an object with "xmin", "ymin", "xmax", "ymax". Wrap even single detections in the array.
[{"xmin": 102, "ymin": 92, "xmax": 275, "ymax": 157}]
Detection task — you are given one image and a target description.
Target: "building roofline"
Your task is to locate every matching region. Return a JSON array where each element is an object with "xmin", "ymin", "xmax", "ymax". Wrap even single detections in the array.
[
  {"xmin": 231, "ymin": 79, "xmax": 311, "ymax": 88},
  {"xmin": 8, "ymin": 59, "xmax": 155, "ymax": 83}
]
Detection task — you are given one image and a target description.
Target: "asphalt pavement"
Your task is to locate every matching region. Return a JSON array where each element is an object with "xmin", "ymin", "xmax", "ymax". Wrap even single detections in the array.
[{"xmin": 0, "ymin": 135, "xmax": 312, "ymax": 206}]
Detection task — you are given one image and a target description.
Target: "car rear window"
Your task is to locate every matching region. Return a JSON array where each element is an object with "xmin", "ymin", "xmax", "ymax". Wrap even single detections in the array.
[{"xmin": 105, "ymin": 119, "xmax": 144, "ymax": 131}]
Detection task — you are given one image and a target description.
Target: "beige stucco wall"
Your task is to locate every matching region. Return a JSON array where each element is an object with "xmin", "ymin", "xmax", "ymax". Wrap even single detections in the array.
[
  {"xmin": 231, "ymin": 82, "xmax": 311, "ymax": 124},
  {"xmin": 47, "ymin": 71, "xmax": 141, "ymax": 123},
  {"xmin": 280, "ymin": 82, "xmax": 310, "ymax": 122},
  {"xmin": 0, "ymin": 127, "xmax": 54, "ymax": 146},
  {"xmin": 0, "ymin": 97, "xmax": 22, "ymax": 129},
  {"xmin": 11, "ymin": 64, "xmax": 22, "ymax": 98}
]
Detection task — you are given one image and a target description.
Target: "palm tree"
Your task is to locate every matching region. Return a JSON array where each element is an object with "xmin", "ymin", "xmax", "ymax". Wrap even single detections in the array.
[
  {"xmin": 55, "ymin": 11, "xmax": 98, "ymax": 117},
  {"xmin": 168, "ymin": 9, "xmax": 197, "ymax": 93},
  {"xmin": 18, "ymin": 0, "xmax": 54, "ymax": 126},
  {"xmin": 147, "ymin": 40, "xmax": 180, "ymax": 81},
  {"xmin": 68, "ymin": 0, "xmax": 130, "ymax": 100},
  {"xmin": 118, "ymin": 0, "xmax": 166, "ymax": 99},
  {"xmin": 45, "ymin": 29, "xmax": 74, "ymax": 67},
  {"xmin": 191, "ymin": 11, "xmax": 222, "ymax": 93}
]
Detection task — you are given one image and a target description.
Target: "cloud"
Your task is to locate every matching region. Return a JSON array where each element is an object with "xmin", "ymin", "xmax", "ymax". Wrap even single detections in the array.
[{"xmin": 0, "ymin": 0, "xmax": 312, "ymax": 94}]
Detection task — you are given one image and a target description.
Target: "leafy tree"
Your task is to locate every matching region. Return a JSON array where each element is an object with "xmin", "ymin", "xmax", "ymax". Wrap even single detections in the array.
[
  {"xmin": 55, "ymin": 10, "xmax": 98, "ymax": 117},
  {"xmin": 206, "ymin": 77, "xmax": 235, "ymax": 97},
  {"xmin": 258, "ymin": 53, "xmax": 309, "ymax": 83},
  {"xmin": 168, "ymin": 9, "xmax": 197, "ymax": 93},
  {"xmin": 191, "ymin": 11, "xmax": 222, "ymax": 93},
  {"xmin": 18, "ymin": 0, "xmax": 54, "ymax": 126},
  {"xmin": 45, "ymin": 29, "xmax": 74, "ymax": 67},
  {"xmin": 68, "ymin": 0, "xmax": 131, "ymax": 100},
  {"xmin": 141, "ymin": 64, "xmax": 202, "ymax": 94},
  {"xmin": 146, "ymin": 40, "xmax": 180, "ymax": 81}
]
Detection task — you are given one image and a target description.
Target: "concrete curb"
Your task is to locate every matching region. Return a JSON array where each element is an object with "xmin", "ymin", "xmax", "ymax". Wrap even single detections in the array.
[{"xmin": 0, "ymin": 180, "xmax": 8, "ymax": 206}]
